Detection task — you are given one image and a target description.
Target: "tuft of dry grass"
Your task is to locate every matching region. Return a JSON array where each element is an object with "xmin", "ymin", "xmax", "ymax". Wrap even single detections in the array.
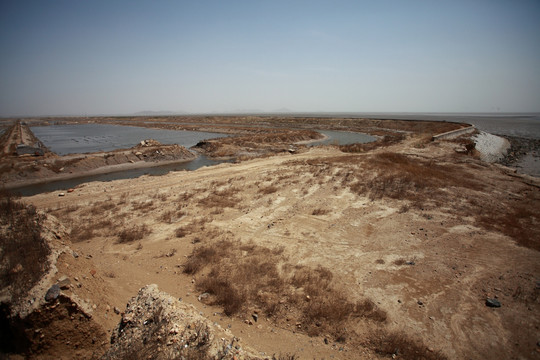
[
  {"xmin": 117, "ymin": 224, "xmax": 151, "ymax": 243},
  {"xmin": 175, "ymin": 217, "xmax": 212, "ymax": 239},
  {"xmin": 198, "ymin": 187, "xmax": 240, "ymax": 209},
  {"xmin": 368, "ymin": 330, "xmax": 448, "ymax": 360},
  {"xmin": 89, "ymin": 200, "xmax": 117, "ymax": 215},
  {"xmin": 159, "ymin": 209, "xmax": 185, "ymax": 224},
  {"xmin": 258, "ymin": 185, "xmax": 279, "ymax": 195},
  {"xmin": 311, "ymin": 208, "xmax": 330, "ymax": 216},
  {"xmin": 70, "ymin": 226, "xmax": 95, "ymax": 242},
  {"xmin": 131, "ymin": 200, "xmax": 155, "ymax": 212}
]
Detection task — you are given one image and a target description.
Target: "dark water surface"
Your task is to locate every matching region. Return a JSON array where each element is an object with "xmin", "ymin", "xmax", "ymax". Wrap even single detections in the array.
[
  {"xmin": 20, "ymin": 114, "xmax": 536, "ymax": 196},
  {"xmin": 17, "ymin": 124, "xmax": 374, "ymax": 196},
  {"xmin": 289, "ymin": 112, "xmax": 540, "ymax": 139},
  {"xmin": 13, "ymin": 155, "xmax": 228, "ymax": 197},
  {"xmin": 31, "ymin": 124, "xmax": 229, "ymax": 155}
]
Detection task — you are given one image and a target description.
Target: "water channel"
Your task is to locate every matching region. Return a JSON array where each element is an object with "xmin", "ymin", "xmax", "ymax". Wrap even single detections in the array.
[{"xmin": 13, "ymin": 124, "xmax": 374, "ymax": 196}]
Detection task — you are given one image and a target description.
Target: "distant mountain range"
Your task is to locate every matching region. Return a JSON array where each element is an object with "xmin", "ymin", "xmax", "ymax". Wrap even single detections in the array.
[{"xmin": 132, "ymin": 110, "xmax": 188, "ymax": 116}]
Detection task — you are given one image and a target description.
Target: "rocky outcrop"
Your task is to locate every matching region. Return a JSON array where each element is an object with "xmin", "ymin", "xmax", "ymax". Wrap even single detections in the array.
[
  {"xmin": 473, "ymin": 131, "xmax": 511, "ymax": 163},
  {"xmin": 103, "ymin": 284, "xmax": 259, "ymax": 360},
  {"xmin": 0, "ymin": 203, "xmax": 108, "ymax": 358}
]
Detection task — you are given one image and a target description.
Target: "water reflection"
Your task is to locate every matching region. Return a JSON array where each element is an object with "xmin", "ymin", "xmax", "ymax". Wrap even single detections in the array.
[
  {"xmin": 15, "ymin": 125, "xmax": 374, "ymax": 196},
  {"xmin": 12, "ymin": 155, "xmax": 229, "ymax": 197},
  {"xmin": 31, "ymin": 124, "xmax": 228, "ymax": 155}
]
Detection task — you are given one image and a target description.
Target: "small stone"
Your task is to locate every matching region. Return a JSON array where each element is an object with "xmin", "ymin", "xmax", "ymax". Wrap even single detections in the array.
[
  {"xmin": 485, "ymin": 298, "xmax": 501, "ymax": 308},
  {"xmin": 11, "ymin": 263, "xmax": 23, "ymax": 274},
  {"xmin": 198, "ymin": 293, "xmax": 210, "ymax": 302},
  {"xmin": 58, "ymin": 192, "xmax": 65, "ymax": 197},
  {"xmin": 324, "ymin": 338, "xmax": 329, "ymax": 345},
  {"xmin": 417, "ymin": 300, "xmax": 424, "ymax": 306},
  {"xmin": 90, "ymin": 269, "xmax": 97, "ymax": 277},
  {"xmin": 72, "ymin": 251, "xmax": 79, "ymax": 258},
  {"xmin": 57, "ymin": 277, "xmax": 71, "ymax": 290},
  {"xmin": 114, "ymin": 307, "xmax": 121, "ymax": 315},
  {"xmin": 252, "ymin": 313, "xmax": 258, "ymax": 322},
  {"xmin": 45, "ymin": 284, "xmax": 60, "ymax": 302}
]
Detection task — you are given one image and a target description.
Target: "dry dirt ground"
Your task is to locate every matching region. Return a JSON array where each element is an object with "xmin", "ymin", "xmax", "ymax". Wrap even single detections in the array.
[{"xmin": 19, "ymin": 131, "xmax": 540, "ymax": 359}]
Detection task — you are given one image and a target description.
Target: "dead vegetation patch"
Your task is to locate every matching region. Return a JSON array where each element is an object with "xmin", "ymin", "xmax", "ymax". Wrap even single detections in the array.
[
  {"xmin": 159, "ymin": 209, "xmax": 185, "ymax": 224},
  {"xmin": 311, "ymin": 208, "xmax": 330, "ymax": 216},
  {"xmin": 131, "ymin": 200, "xmax": 155, "ymax": 212},
  {"xmin": 184, "ymin": 238, "xmax": 386, "ymax": 341},
  {"xmin": 258, "ymin": 185, "xmax": 279, "ymax": 195},
  {"xmin": 198, "ymin": 187, "xmax": 241, "ymax": 209},
  {"xmin": 89, "ymin": 200, "xmax": 117, "ymax": 215},
  {"xmin": 367, "ymin": 330, "xmax": 447, "ymax": 360},
  {"xmin": 294, "ymin": 151, "xmax": 539, "ymax": 252},
  {"xmin": 0, "ymin": 191, "xmax": 50, "ymax": 302},
  {"xmin": 348, "ymin": 152, "xmax": 482, "ymax": 203},
  {"xmin": 117, "ymin": 224, "xmax": 151, "ymax": 243},
  {"xmin": 475, "ymin": 198, "xmax": 540, "ymax": 251},
  {"xmin": 340, "ymin": 133, "xmax": 405, "ymax": 153}
]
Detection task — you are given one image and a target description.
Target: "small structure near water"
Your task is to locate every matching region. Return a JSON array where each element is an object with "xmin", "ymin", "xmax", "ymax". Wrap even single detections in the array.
[{"xmin": 16, "ymin": 143, "xmax": 44, "ymax": 156}]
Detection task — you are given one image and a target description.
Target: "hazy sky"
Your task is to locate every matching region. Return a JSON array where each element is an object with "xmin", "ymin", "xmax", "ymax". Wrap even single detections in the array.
[{"xmin": 1, "ymin": 0, "xmax": 539, "ymax": 116}]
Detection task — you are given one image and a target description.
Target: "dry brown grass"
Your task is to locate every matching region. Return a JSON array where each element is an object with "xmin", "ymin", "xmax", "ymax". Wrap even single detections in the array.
[
  {"xmin": 131, "ymin": 200, "xmax": 155, "ymax": 212},
  {"xmin": 89, "ymin": 200, "xmax": 117, "ymax": 215},
  {"xmin": 258, "ymin": 185, "xmax": 279, "ymax": 195},
  {"xmin": 159, "ymin": 209, "xmax": 185, "ymax": 224},
  {"xmin": 175, "ymin": 217, "xmax": 212, "ymax": 239},
  {"xmin": 291, "ymin": 150, "xmax": 539, "ymax": 252},
  {"xmin": 340, "ymin": 133, "xmax": 405, "ymax": 153},
  {"xmin": 341, "ymin": 153, "xmax": 483, "ymax": 210},
  {"xmin": 117, "ymin": 224, "xmax": 151, "ymax": 243},
  {"xmin": 368, "ymin": 330, "xmax": 447, "ymax": 360},
  {"xmin": 184, "ymin": 238, "xmax": 386, "ymax": 341},
  {"xmin": 476, "ymin": 199, "xmax": 540, "ymax": 251},
  {"xmin": 0, "ymin": 191, "xmax": 50, "ymax": 302},
  {"xmin": 198, "ymin": 187, "xmax": 240, "ymax": 209},
  {"xmin": 70, "ymin": 226, "xmax": 95, "ymax": 242}
]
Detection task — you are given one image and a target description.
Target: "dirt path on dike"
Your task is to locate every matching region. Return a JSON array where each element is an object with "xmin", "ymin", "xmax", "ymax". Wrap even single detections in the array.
[{"xmin": 22, "ymin": 136, "xmax": 540, "ymax": 359}]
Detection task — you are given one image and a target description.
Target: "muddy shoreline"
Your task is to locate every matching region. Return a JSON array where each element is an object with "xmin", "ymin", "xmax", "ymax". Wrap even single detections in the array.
[
  {"xmin": 2, "ymin": 156, "xmax": 197, "ymax": 190},
  {"xmin": 498, "ymin": 135, "xmax": 540, "ymax": 177}
]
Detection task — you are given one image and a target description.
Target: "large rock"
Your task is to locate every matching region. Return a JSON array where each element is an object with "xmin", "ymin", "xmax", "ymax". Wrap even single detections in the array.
[{"xmin": 102, "ymin": 284, "xmax": 259, "ymax": 360}]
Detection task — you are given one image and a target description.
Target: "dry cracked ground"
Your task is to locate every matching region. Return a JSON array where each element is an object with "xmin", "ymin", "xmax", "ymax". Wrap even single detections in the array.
[{"xmin": 4, "ymin": 132, "xmax": 540, "ymax": 359}]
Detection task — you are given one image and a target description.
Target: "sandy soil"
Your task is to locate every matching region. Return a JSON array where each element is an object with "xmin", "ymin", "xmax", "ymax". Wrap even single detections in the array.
[{"xmin": 22, "ymin": 132, "xmax": 540, "ymax": 359}]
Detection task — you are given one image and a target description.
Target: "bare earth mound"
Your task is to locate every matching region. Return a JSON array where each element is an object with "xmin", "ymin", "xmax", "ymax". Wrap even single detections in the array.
[{"xmin": 2, "ymin": 117, "xmax": 539, "ymax": 359}]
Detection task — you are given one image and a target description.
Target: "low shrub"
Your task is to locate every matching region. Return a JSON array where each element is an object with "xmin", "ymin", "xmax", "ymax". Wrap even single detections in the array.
[{"xmin": 117, "ymin": 224, "xmax": 150, "ymax": 243}]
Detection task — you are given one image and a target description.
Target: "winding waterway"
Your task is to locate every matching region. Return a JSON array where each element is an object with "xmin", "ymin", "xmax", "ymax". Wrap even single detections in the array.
[{"xmin": 14, "ymin": 124, "xmax": 374, "ymax": 196}]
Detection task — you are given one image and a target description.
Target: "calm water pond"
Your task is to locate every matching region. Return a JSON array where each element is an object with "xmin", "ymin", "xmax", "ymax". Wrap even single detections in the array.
[
  {"xmin": 13, "ymin": 155, "xmax": 229, "ymax": 197},
  {"xmin": 314, "ymin": 130, "xmax": 375, "ymax": 145},
  {"xmin": 31, "ymin": 124, "xmax": 229, "ymax": 155},
  {"xmin": 14, "ymin": 125, "xmax": 374, "ymax": 196}
]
